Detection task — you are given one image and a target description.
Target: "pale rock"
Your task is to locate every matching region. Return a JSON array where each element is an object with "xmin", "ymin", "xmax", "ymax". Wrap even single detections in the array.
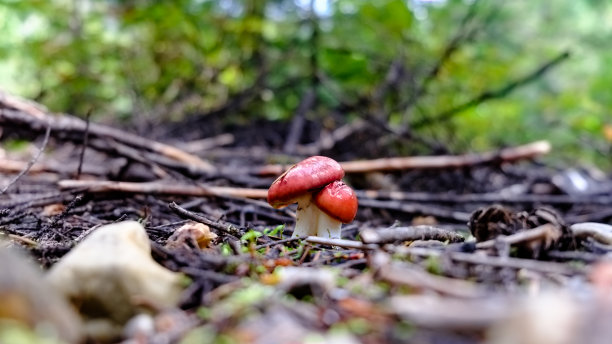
[
  {"xmin": 46, "ymin": 221, "xmax": 183, "ymax": 339},
  {"xmin": 0, "ymin": 244, "xmax": 82, "ymax": 343},
  {"xmin": 487, "ymin": 292, "xmax": 581, "ymax": 344}
]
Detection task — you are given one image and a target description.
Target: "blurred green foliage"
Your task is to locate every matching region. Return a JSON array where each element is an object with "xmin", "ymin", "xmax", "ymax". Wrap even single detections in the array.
[{"xmin": 0, "ymin": 0, "xmax": 610, "ymax": 169}]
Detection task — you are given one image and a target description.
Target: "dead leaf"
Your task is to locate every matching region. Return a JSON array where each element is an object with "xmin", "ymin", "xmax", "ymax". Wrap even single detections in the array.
[
  {"xmin": 165, "ymin": 222, "xmax": 217, "ymax": 250},
  {"xmin": 41, "ymin": 203, "xmax": 66, "ymax": 217}
]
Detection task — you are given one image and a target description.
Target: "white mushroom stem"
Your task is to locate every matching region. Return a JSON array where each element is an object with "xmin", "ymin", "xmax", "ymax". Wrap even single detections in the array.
[
  {"xmin": 316, "ymin": 211, "xmax": 342, "ymax": 239},
  {"xmin": 292, "ymin": 195, "xmax": 319, "ymax": 238}
]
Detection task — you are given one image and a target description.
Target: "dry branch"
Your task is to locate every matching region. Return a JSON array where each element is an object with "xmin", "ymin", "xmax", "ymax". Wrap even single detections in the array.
[
  {"xmin": 56, "ymin": 180, "xmax": 470, "ymax": 222},
  {"xmin": 0, "ymin": 91, "xmax": 215, "ymax": 174},
  {"xmin": 255, "ymin": 140, "xmax": 551, "ymax": 175},
  {"xmin": 58, "ymin": 179, "xmax": 268, "ymax": 199},
  {"xmin": 474, "ymin": 224, "xmax": 559, "ymax": 250},
  {"xmin": 361, "ymin": 225, "xmax": 464, "ymax": 245},
  {"xmin": 305, "ymin": 236, "xmax": 377, "ymax": 250},
  {"xmin": 570, "ymin": 222, "xmax": 612, "ymax": 245}
]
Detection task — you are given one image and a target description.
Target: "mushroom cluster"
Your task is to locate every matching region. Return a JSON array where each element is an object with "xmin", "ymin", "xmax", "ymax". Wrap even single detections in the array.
[{"xmin": 267, "ymin": 156, "xmax": 358, "ymax": 239}]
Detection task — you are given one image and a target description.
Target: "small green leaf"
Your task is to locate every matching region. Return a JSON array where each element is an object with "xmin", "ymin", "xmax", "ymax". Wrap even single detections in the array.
[
  {"xmin": 240, "ymin": 229, "xmax": 263, "ymax": 243},
  {"xmin": 263, "ymin": 224, "xmax": 284, "ymax": 237}
]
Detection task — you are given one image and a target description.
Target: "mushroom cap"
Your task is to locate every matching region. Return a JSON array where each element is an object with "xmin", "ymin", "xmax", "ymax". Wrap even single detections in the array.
[
  {"xmin": 267, "ymin": 156, "xmax": 344, "ymax": 208},
  {"xmin": 313, "ymin": 180, "xmax": 358, "ymax": 223}
]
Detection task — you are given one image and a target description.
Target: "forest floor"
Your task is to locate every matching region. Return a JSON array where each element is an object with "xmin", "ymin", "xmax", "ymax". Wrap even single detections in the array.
[{"xmin": 1, "ymin": 92, "xmax": 612, "ymax": 343}]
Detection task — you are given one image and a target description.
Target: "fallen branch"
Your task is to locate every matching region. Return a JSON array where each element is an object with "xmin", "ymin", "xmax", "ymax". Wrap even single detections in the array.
[
  {"xmin": 58, "ymin": 179, "xmax": 268, "ymax": 199},
  {"xmin": 570, "ymin": 222, "xmax": 612, "ymax": 245},
  {"xmin": 360, "ymin": 225, "xmax": 465, "ymax": 245},
  {"xmin": 474, "ymin": 224, "xmax": 559, "ymax": 250},
  {"xmin": 305, "ymin": 236, "xmax": 377, "ymax": 250},
  {"xmin": 0, "ymin": 91, "xmax": 215, "ymax": 174},
  {"xmin": 56, "ymin": 180, "xmax": 474, "ymax": 222},
  {"xmin": 255, "ymin": 140, "xmax": 551, "ymax": 175}
]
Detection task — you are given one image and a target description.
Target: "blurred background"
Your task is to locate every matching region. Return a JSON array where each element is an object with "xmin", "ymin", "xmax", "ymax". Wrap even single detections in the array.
[{"xmin": 0, "ymin": 0, "xmax": 610, "ymax": 169}]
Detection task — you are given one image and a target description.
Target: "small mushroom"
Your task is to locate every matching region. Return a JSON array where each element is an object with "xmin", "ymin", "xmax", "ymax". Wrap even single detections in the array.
[
  {"xmin": 313, "ymin": 180, "xmax": 358, "ymax": 239},
  {"xmin": 267, "ymin": 156, "xmax": 356, "ymax": 238}
]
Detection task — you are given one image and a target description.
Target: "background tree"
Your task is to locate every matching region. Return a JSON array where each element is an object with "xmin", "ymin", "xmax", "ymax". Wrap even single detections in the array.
[{"xmin": 0, "ymin": 0, "xmax": 610, "ymax": 168}]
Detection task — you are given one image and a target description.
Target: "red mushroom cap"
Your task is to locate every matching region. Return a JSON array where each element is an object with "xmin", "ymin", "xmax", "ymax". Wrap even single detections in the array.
[
  {"xmin": 267, "ymin": 156, "xmax": 344, "ymax": 208},
  {"xmin": 313, "ymin": 180, "xmax": 358, "ymax": 223}
]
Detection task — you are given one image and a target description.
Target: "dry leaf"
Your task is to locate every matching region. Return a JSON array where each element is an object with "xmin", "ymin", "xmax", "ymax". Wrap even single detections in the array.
[
  {"xmin": 41, "ymin": 203, "xmax": 66, "ymax": 217},
  {"xmin": 165, "ymin": 222, "xmax": 217, "ymax": 250}
]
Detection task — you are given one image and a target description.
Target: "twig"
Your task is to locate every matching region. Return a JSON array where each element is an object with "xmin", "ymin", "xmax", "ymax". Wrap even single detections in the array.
[
  {"xmin": 305, "ymin": 236, "xmax": 378, "ymax": 250},
  {"xmin": 360, "ymin": 225, "xmax": 464, "ymax": 245},
  {"xmin": 0, "ymin": 90, "xmax": 47, "ymax": 119},
  {"xmin": 168, "ymin": 201, "xmax": 243, "ymax": 238},
  {"xmin": 0, "ymin": 92, "xmax": 215, "ymax": 173},
  {"xmin": 58, "ymin": 179, "xmax": 268, "ymax": 199},
  {"xmin": 1, "ymin": 122, "xmax": 51, "ymax": 194},
  {"xmin": 255, "ymin": 140, "xmax": 551, "ymax": 175},
  {"xmin": 411, "ymin": 51, "xmax": 571, "ymax": 129},
  {"xmin": 474, "ymin": 224, "xmax": 558, "ymax": 250},
  {"xmin": 75, "ymin": 109, "xmax": 91, "ymax": 179},
  {"xmin": 570, "ymin": 222, "xmax": 612, "ymax": 245}
]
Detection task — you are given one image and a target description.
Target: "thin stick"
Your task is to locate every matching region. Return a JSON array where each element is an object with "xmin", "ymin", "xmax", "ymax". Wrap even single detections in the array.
[
  {"xmin": 1, "ymin": 123, "xmax": 51, "ymax": 194},
  {"xmin": 474, "ymin": 224, "xmax": 557, "ymax": 250},
  {"xmin": 58, "ymin": 179, "xmax": 268, "ymax": 199},
  {"xmin": 305, "ymin": 236, "xmax": 378, "ymax": 250},
  {"xmin": 255, "ymin": 140, "xmax": 551, "ymax": 175},
  {"xmin": 0, "ymin": 92, "xmax": 215, "ymax": 172},
  {"xmin": 360, "ymin": 225, "xmax": 464, "ymax": 245},
  {"xmin": 168, "ymin": 202, "xmax": 242, "ymax": 238},
  {"xmin": 75, "ymin": 109, "xmax": 91, "ymax": 179}
]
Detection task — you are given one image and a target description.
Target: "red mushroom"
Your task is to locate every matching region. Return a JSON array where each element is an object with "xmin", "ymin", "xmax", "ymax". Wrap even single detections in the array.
[
  {"xmin": 267, "ymin": 156, "xmax": 345, "ymax": 238},
  {"xmin": 313, "ymin": 180, "xmax": 358, "ymax": 239}
]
